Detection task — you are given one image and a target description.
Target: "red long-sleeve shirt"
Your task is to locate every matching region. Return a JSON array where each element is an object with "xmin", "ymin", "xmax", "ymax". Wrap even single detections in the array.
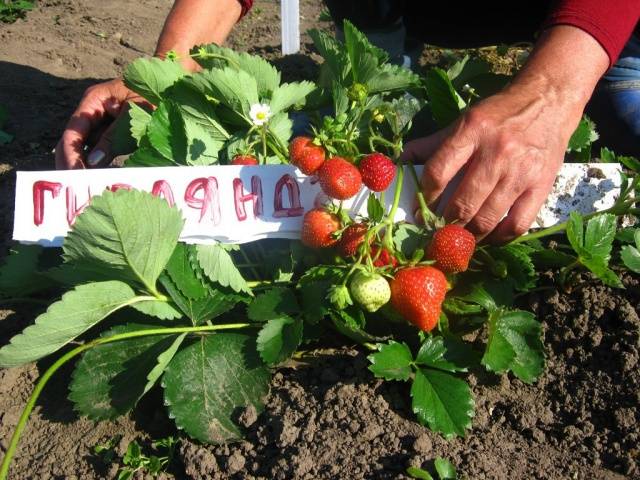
[{"xmin": 237, "ymin": 0, "xmax": 640, "ymax": 65}]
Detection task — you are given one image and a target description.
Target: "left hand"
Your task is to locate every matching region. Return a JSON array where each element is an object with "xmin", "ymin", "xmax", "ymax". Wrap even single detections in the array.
[{"xmin": 403, "ymin": 82, "xmax": 577, "ymax": 243}]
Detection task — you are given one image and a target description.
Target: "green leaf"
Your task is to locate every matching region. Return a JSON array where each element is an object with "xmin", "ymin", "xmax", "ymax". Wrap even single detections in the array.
[
  {"xmin": 298, "ymin": 266, "xmax": 344, "ymax": 322},
  {"xmin": 621, "ymin": 244, "xmax": 640, "ymax": 273},
  {"xmin": 248, "ymin": 287, "xmax": 300, "ymax": 321},
  {"xmin": 567, "ymin": 115, "xmax": 598, "ymax": 154},
  {"xmin": 183, "ymin": 113, "xmax": 222, "ymax": 165},
  {"xmin": 530, "ymin": 249, "xmax": 576, "ymax": 268},
  {"xmin": 434, "ymin": 457, "xmax": 457, "ymax": 479},
  {"xmin": 191, "ymin": 44, "xmax": 281, "ymax": 96},
  {"xmin": 163, "ymin": 333, "xmax": 270, "ymax": 443},
  {"xmin": 144, "ymin": 333, "xmax": 186, "ymax": 395},
  {"xmin": 198, "ymin": 67, "xmax": 259, "ymax": 118},
  {"xmin": 308, "ymin": 29, "xmax": 350, "ymax": 84},
  {"xmin": 267, "ymin": 111, "xmax": 293, "ymax": 150},
  {"xmin": 393, "ymin": 223, "xmax": 427, "ymax": 259},
  {"xmin": 195, "ymin": 243, "xmax": 252, "ymax": 295},
  {"xmin": 330, "ymin": 307, "xmax": 384, "ymax": 344},
  {"xmin": 125, "ymin": 147, "xmax": 177, "ymax": 167},
  {"xmin": 146, "ymin": 101, "xmax": 188, "ymax": 162},
  {"xmin": 269, "ymin": 81, "xmax": 315, "ymax": 114},
  {"xmin": 442, "ymin": 297, "xmax": 483, "ymax": 316},
  {"xmin": 411, "ymin": 368, "xmax": 474, "ymax": 439},
  {"xmin": 256, "ymin": 316, "xmax": 303, "ymax": 365},
  {"xmin": 415, "ymin": 336, "xmax": 477, "ymax": 373},
  {"xmin": 0, "ymin": 244, "xmax": 49, "ymax": 297},
  {"xmin": 128, "ymin": 103, "xmax": 152, "ymax": 145},
  {"xmin": 583, "ymin": 213, "xmax": 617, "ymax": 259},
  {"xmin": 0, "ymin": 281, "xmax": 137, "ymax": 367},
  {"xmin": 386, "ymin": 96, "xmax": 425, "ymax": 136},
  {"xmin": 69, "ymin": 323, "xmax": 180, "ymax": 419},
  {"xmin": 616, "ymin": 227, "xmax": 638, "ymax": 244},
  {"xmin": 0, "ymin": 129, "xmax": 13, "ymax": 145},
  {"xmin": 165, "ymin": 243, "xmax": 208, "ymax": 300},
  {"xmin": 489, "ymin": 244, "xmax": 537, "ymax": 292},
  {"xmin": 130, "ymin": 299, "xmax": 183, "ymax": 321},
  {"xmin": 406, "ymin": 467, "xmax": 434, "ymax": 480},
  {"xmin": 482, "ymin": 309, "xmax": 544, "ymax": 383},
  {"xmin": 566, "ymin": 211, "xmax": 585, "ymax": 255},
  {"xmin": 425, "ymin": 68, "xmax": 464, "ymax": 128},
  {"xmin": 618, "ymin": 155, "xmax": 640, "ymax": 173},
  {"xmin": 367, "ymin": 63, "xmax": 422, "ymax": 94},
  {"xmin": 124, "ymin": 57, "xmax": 186, "ymax": 105},
  {"xmin": 159, "ymin": 274, "xmax": 243, "ymax": 326},
  {"xmin": 455, "ymin": 283, "xmax": 497, "ymax": 312},
  {"xmin": 367, "ymin": 193, "xmax": 384, "ymax": 223},
  {"xmin": 63, "ymin": 190, "xmax": 184, "ymax": 293},
  {"xmin": 580, "ymin": 256, "xmax": 624, "ymax": 288},
  {"xmin": 367, "ymin": 341, "xmax": 413, "ymax": 381}
]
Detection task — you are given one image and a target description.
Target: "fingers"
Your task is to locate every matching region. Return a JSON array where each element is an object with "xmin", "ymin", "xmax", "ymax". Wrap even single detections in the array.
[
  {"xmin": 55, "ymin": 113, "xmax": 92, "ymax": 169},
  {"xmin": 87, "ymin": 119, "xmax": 119, "ymax": 167},
  {"xmin": 464, "ymin": 178, "xmax": 523, "ymax": 240},
  {"xmin": 486, "ymin": 188, "xmax": 549, "ymax": 244}
]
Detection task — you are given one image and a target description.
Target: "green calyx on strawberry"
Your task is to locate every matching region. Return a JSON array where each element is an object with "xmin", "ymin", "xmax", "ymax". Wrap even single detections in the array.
[
  {"xmin": 350, "ymin": 270, "xmax": 391, "ymax": 313},
  {"xmin": 427, "ymin": 224, "xmax": 476, "ymax": 273},
  {"xmin": 337, "ymin": 222, "xmax": 369, "ymax": 257},
  {"xmin": 301, "ymin": 208, "xmax": 341, "ymax": 248},
  {"xmin": 231, "ymin": 154, "xmax": 258, "ymax": 165},
  {"xmin": 359, "ymin": 153, "xmax": 396, "ymax": 192},
  {"xmin": 390, "ymin": 266, "xmax": 447, "ymax": 332},
  {"xmin": 318, "ymin": 156, "xmax": 362, "ymax": 200},
  {"xmin": 289, "ymin": 136, "xmax": 326, "ymax": 175}
]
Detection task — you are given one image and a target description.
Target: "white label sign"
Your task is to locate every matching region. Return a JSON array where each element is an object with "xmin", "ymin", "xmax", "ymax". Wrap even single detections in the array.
[{"xmin": 12, "ymin": 163, "xmax": 621, "ymax": 246}]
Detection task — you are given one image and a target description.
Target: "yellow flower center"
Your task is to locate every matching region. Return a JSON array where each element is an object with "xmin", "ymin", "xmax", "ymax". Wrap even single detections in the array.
[{"xmin": 256, "ymin": 112, "xmax": 266, "ymax": 120}]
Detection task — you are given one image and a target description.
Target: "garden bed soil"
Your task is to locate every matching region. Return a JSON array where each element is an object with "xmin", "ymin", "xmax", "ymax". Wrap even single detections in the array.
[{"xmin": 1, "ymin": 1, "xmax": 639, "ymax": 479}]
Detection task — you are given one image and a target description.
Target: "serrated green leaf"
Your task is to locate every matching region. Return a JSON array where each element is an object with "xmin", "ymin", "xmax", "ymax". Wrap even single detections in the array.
[
  {"xmin": 454, "ymin": 283, "xmax": 497, "ymax": 312},
  {"xmin": 269, "ymin": 81, "xmax": 315, "ymax": 115},
  {"xmin": 330, "ymin": 307, "xmax": 384, "ymax": 344},
  {"xmin": 191, "ymin": 43, "xmax": 281, "ymax": 96},
  {"xmin": 393, "ymin": 223, "xmax": 427, "ymax": 259},
  {"xmin": 386, "ymin": 96, "xmax": 425, "ymax": 136},
  {"xmin": 0, "ymin": 281, "xmax": 137, "ymax": 367},
  {"xmin": 580, "ymin": 256, "xmax": 624, "ymax": 288},
  {"xmin": 256, "ymin": 316, "xmax": 303, "ymax": 365},
  {"xmin": 618, "ymin": 155, "xmax": 640, "ymax": 172},
  {"xmin": 566, "ymin": 211, "xmax": 585, "ymax": 256},
  {"xmin": 567, "ymin": 115, "xmax": 598, "ymax": 154},
  {"xmin": 0, "ymin": 244, "xmax": 49, "ymax": 297},
  {"xmin": 125, "ymin": 147, "xmax": 178, "ymax": 167},
  {"xmin": 489, "ymin": 244, "xmax": 537, "ymax": 292},
  {"xmin": 198, "ymin": 67, "xmax": 259, "ymax": 118},
  {"xmin": 367, "ymin": 341, "xmax": 413, "ymax": 381},
  {"xmin": 248, "ymin": 287, "xmax": 300, "ymax": 322},
  {"xmin": 584, "ymin": 213, "xmax": 617, "ymax": 259},
  {"xmin": 366, "ymin": 193, "xmax": 384, "ymax": 223},
  {"xmin": 308, "ymin": 29, "xmax": 350, "ymax": 84},
  {"xmin": 159, "ymin": 274, "xmax": 243, "ymax": 326},
  {"xmin": 415, "ymin": 336, "xmax": 477, "ymax": 373},
  {"xmin": 367, "ymin": 63, "xmax": 422, "ymax": 94},
  {"xmin": 63, "ymin": 190, "xmax": 184, "ymax": 293},
  {"xmin": 411, "ymin": 368, "xmax": 474, "ymax": 439},
  {"xmin": 442, "ymin": 298, "xmax": 483, "ymax": 316},
  {"xmin": 163, "ymin": 333, "xmax": 270, "ymax": 443},
  {"xmin": 195, "ymin": 243, "xmax": 251, "ymax": 295},
  {"xmin": 267, "ymin": 111, "xmax": 293, "ymax": 151},
  {"xmin": 147, "ymin": 101, "xmax": 188, "ymax": 162},
  {"xmin": 166, "ymin": 243, "xmax": 208, "ymax": 300},
  {"xmin": 69, "ymin": 323, "xmax": 179, "ymax": 419},
  {"xmin": 124, "ymin": 57, "xmax": 186, "ymax": 105},
  {"xmin": 144, "ymin": 332, "xmax": 186, "ymax": 395},
  {"xmin": 298, "ymin": 266, "xmax": 344, "ymax": 323},
  {"xmin": 434, "ymin": 457, "xmax": 457, "ymax": 479},
  {"xmin": 128, "ymin": 103, "xmax": 152, "ymax": 145},
  {"xmin": 130, "ymin": 299, "xmax": 183, "ymax": 320},
  {"xmin": 616, "ymin": 227, "xmax": 638, "ymax": 244},
  {"xmin": 530, "ymin": 249, "xmax": 576, "ymax": 268},
  {"xmin": 482, "ymin": 309, "xmax": 544, "ymax": 383},
  {"xmin": 183, "ymin": 113, "xmax": 221, "ymax": 165},
  {"xmin": 425, "ymin": 68, "xmax": 464, "ymax": 128}
]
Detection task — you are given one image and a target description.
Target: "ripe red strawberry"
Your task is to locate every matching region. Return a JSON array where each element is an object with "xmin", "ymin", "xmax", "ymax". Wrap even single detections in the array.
[
  {"xmin": 359, "ymin": 153, "xmax": 396, "ymax": 192},
  {"xmin": 337, "ymin": 223, "xmax": 369, "ymax": 257},
  {"xmin": 289, "ymin": 136, "xmax": 326, "ymax": 175},
  {"xmin": 231, "ymin": 154, "xmax": 258, "ymax": 165},
  {"xmin": 317, "ymin": 157, "xmax": 362, "ymax": 200},
  {"xmin": 390, "ymin": 266, "xmax": 447, "ymax": 332},
  {"xmin": 371, "ymin": 245, "xmax": 398, "ymax": 268},
  {"xmin": 427, "ymin": 224, "xmax": 476, "ymax": 273},
  {"xmin": 301, "ymin": 209, "xmax": 341, "ymax": 248}
]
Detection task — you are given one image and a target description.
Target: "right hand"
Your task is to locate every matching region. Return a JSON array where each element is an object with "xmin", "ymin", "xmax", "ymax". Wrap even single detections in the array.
[{"xmin": 55, "ymin": 79, "xmax": 143, "ymax": 169}]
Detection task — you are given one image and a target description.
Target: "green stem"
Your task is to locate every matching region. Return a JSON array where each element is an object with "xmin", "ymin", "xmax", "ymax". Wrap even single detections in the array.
[
  {"xmin": 407, "ymin": 162, "xmax": 437, "ymax": 225},
  {"xmin": 0, "ymin": 323, "xmax": 253, "ymax": 480},
  {"xmin": 189, "ymin": 51, "xmax": 241, "ymax": 70},
  {"xmin": 260, "ymin": 126, "xmax": 268, "ymax": 161},
  {"xmin": 382, "ymin": 162, "xmax": 405, "ymax": 250}
]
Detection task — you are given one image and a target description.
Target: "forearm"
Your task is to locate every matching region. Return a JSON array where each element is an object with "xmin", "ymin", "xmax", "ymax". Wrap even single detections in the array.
[
  {"xmin": 509, "ymin": 25, "xmax": 609, "ymax": 136},
  {"xmin": 154, "ymin": 0, "xmax": 242, "ymax": 71}
]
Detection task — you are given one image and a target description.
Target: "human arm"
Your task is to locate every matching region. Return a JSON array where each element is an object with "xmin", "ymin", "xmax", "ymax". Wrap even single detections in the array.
[
  {"xmin": 55, "ymin": 0, "xmax": 245, "ymax": 169},
  {"xmin": 403, "ymin": 25, "xmax": 610, "ymax": 243}
]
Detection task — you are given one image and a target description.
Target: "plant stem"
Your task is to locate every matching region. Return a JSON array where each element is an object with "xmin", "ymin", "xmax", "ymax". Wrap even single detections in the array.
[
  {"xmin": 407, "ymin": 162, "xmax": 437, "ymax": 225},
  {"xmin": 0, "ymin": 323, "xmax": 253, "ymax": 480}
]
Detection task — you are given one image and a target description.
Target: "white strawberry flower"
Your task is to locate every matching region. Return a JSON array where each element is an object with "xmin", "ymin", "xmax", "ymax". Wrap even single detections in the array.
[{"xmin": 249, "ymin": 103, "xmax": 271, "ymax": 126}]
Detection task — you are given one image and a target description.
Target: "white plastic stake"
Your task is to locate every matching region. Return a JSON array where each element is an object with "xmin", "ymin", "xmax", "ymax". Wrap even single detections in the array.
[{"xmin": 281, "ymin": 0, "xmax": 300, "ymax": 55}]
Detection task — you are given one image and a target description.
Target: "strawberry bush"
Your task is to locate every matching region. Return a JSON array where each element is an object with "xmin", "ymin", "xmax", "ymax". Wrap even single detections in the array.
[{"xmin": 1, "ymin": 21, "xmax": 640, "ymax": 478}]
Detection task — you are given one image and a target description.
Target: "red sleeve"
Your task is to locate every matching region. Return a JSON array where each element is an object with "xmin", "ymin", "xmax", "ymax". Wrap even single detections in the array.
[
  {"xmin": 544, "ymin": 0, "xmax": 640, "ymax": 65},
  {"xmin": 237, "ymin": 0, "xmax": 253, "ymax": 19}
]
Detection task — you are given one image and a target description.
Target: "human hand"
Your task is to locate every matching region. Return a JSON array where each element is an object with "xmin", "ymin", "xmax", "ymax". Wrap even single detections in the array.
[{"xmin": 55, "ymin": 78, "xmax": 143, "ymax": 169}]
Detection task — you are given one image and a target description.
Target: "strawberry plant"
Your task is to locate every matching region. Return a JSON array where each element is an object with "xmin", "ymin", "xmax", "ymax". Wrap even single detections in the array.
[{"xmin": 1, "ymin": 21, "xmax": 640, "ymax": 479}]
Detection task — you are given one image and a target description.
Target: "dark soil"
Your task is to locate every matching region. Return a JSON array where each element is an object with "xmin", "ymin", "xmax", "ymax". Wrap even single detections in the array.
[{"xmin": 1, "ymin": 1, "xmax": 639, "ymax": 479}]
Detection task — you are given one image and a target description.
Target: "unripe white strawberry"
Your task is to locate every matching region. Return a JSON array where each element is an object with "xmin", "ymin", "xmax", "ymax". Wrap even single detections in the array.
[{"xmin": 349, "ymin": 271, "xmax": 391, "ymax": 313}]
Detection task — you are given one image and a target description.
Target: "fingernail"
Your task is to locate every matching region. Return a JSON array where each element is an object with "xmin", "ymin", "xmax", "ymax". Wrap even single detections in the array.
[{"xmin": 87, "ymin": 150, "xmax": 105, "ymax": 166}]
